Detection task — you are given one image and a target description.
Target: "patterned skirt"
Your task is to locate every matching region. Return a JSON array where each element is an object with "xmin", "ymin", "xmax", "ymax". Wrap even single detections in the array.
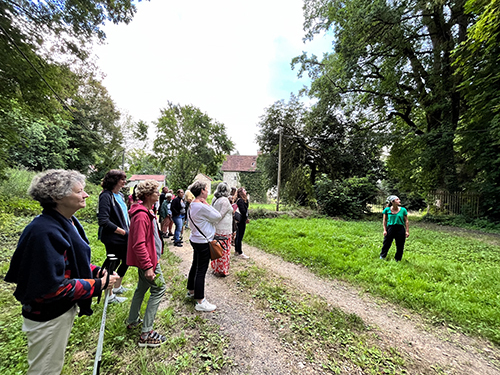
[{"xmin": 210, "ymin": 233, "xmax": 231, "ymax": 276}]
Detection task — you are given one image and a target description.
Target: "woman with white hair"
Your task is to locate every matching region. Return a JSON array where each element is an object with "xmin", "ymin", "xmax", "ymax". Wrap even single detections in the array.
[
  {"xmin": 5, "ymin": 169, "xmax": 119, "ymax": 374},
  {"xmin": 380, "ymin": 195, "xmax": 409, "ymax": 261},
  {"xmin": 210, "ymin": 182, "xmax": 233, "ymax": 276}
]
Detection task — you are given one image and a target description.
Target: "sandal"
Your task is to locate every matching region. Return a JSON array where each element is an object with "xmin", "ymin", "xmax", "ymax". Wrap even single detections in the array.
[
  {"xmin": 127, "ymin": 318, "xmax": 143, "ymax": 330},
  {"xmin": 138, "ymin": 330, "xmax": 167, "ymax": 348}
]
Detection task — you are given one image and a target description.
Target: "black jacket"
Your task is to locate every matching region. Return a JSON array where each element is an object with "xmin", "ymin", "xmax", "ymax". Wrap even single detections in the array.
[
  {"xmin": 97, "ymin": 190, "xmax": 129, "ymax": 246},
  {"xmin": 236, "ymin": 198, "xmax": 249, "ymax": 219},
  {"xmin": 171, "ymin": 196, "xmax": 185, "ymax": 217}
]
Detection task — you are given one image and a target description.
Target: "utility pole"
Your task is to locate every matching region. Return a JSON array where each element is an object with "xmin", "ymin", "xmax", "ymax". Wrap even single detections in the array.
[{"xmin": 276, "ymin": 129, "xmax": 282, "ymax": 212}]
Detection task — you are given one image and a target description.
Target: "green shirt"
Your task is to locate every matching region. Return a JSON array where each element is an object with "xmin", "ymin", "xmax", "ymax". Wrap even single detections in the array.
[{"xmin": 383, "ymin": 207, "xmax": 407, "ymax": 226}]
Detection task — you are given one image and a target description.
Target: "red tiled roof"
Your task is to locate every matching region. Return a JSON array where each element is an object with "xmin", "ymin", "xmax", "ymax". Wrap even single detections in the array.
[
  {"xmin": 221, "ymin": 155, "xmax": 258, "ymax": 172},
  {"xmin": 129, "ymin": 175, "xmax": 166, "ymax": 182}
]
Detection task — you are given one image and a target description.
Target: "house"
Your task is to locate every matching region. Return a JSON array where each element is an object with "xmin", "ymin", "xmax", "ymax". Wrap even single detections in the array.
[
  {"xmin": 193, "ymin": 173, "xmax": 213, "ymax": 195},
  {"xmin": 127, "ymin": 175, "xmax": 166, "ymax": 189},
  {"xmin": 221, "ymin": 155, "xmax": 258, "ymax": 189}
]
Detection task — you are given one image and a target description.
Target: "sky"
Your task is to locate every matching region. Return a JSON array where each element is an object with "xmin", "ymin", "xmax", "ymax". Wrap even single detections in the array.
[{"xmin": 95, "ymin": 0, "xmax": 331, "ymax": 155}]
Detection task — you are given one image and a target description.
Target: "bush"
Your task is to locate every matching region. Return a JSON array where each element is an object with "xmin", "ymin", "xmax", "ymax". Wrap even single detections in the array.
[{"xmin": 315, "ymin": 175, "xmax": 378, "ymax": 219}]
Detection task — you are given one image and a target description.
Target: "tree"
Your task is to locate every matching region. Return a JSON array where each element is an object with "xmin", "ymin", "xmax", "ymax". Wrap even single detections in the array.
[
  {"xmin": 256, "ymin": 95, "xmax": 384, "ymax": 206},
  {"xmin": 0, "ymin": 0, "xmax": 144, "ymax": 175},
  {"xmin": 127, "ymin": 149, "xmax": 162, "ymax": 175},
  {"xmin": 296, "ymin": 0, "xmax": 471, "ymax": 195},
  {"xmin": 452, "ymin": 0, "xmax": 500, "ymax": 218},
  {"xmin": 153, "ymin": 103, "xmax": 234, "ymax": 190}
]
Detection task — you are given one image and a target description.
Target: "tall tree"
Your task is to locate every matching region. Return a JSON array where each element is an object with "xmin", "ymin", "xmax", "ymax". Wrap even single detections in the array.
[
  {"xmin": 296, "ymin": 0, "xmax": 471, "ymax": 195},
  {"xmin": 153, "ymin": 102, "xmax": 234, "ymax": 190}
]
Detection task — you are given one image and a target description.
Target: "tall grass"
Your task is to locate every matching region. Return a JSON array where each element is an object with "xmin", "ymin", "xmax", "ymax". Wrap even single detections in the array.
[{"xmin": 245, "ymin": 216, "xmax": 500, "ymax": 345}]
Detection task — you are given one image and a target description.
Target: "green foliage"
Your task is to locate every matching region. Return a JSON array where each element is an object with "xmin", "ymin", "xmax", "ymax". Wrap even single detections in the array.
[
  {"xmin": 126, "ymin": 148, "xmax": 162, "ymax": 175},
  {"xmin": 315, "ymin": 174, "xmax": 378, "ymax": 219},
  {"xmin": 153, "ymin": 102, "xmax": 234, "ymax": 191},
  {"xmin": 281, "ymin": 165, "xmax": 316, "ymax": 207},
  {"xmin": 245, "ymin": 216, "xmax": 500, "ymax": 345},
  {"xmin": 239, "ymin": 171, "xmax": 267, "ymax": 203}
]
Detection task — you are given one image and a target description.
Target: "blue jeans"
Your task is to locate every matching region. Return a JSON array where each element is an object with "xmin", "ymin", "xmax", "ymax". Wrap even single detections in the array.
[{"xmin": 173, "ymin": 215, "xmax": 184, "ymax": 243}]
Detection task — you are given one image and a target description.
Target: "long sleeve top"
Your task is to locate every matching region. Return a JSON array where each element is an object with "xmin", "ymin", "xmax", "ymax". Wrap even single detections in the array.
[{"xmin": 188, "ymin": 202, "xmax": 222, "ymax": 243}]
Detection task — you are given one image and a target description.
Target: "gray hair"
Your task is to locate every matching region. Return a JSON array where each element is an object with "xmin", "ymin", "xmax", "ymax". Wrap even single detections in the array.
[
  {"xmin": 190, "ymin": 180, "xmax": 207, "ymax": 197},
  {"xmin": 386, "ymin": 195, "xmax": 399, "ymax": 204},
  {"xmin": 29, "ymin": 169, "xmax": 86, "ymax": 209},
  {"xmin": 214, "ymin": 182, "xmax": 230, "ymax": 199},
  {"xmin": 135, "ymin": 180, "xmax": 159, "ymax": 200}
]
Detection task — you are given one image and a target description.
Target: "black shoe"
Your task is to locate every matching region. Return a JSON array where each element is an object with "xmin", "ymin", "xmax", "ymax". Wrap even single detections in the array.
[{"xmin": 174, "ymin": 242, "xmax": 183, "ymax": 247}]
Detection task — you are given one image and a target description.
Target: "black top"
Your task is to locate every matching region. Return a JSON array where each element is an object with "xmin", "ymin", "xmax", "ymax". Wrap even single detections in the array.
[
  {"xmin": 171, "ymin": 196, "xmax": 185, "ymax": 217},
  {"xmin": 97, "ymin": 190, "xmax": 129, "ymax": 246},
  {"xmin": 236, "ymin": 198, "xmax": 249, "ymax": 219}
]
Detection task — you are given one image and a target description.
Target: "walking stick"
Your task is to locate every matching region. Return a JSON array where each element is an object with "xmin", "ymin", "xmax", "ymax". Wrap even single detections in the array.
[{"xmin": 93, "ymin": 254, "xmax": 118, "ymax": 375}]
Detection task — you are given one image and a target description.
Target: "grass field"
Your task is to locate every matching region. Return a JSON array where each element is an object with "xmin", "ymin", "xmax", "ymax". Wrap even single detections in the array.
[{"xmin": 244, "ymin": 215, "xmax": 500, "ymax": 345}]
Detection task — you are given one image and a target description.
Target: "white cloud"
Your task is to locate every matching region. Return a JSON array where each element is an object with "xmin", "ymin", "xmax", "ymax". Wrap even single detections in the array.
[{"xmin": 95, "ymin": 0, "xmax": 330, "ymax": 155}]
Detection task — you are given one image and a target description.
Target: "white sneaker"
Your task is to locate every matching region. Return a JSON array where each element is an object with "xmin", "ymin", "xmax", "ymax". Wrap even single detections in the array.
[
  {"xmin": 186, "ymin": 291, "xmax": 194, "ymax": 298},
  {"xmin": 195, "ymin": 299, "xmax": 217, "ymax": 312},
  {"xmin": 113, "ymin": 286, "xmax": 128, "ymax": 294},
  {"xmin": 108, "ymin": 294, "xmax": 127, "ymax": 304},
  {"xmin": 239, "ymin": 253, "xmax": 249, "ymax": 259}
]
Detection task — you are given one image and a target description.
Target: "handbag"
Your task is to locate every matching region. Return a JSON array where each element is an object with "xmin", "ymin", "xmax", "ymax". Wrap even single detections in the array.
[{"xmin": 187, "ymin": 208, "xmax": 226, "ymax": 260}]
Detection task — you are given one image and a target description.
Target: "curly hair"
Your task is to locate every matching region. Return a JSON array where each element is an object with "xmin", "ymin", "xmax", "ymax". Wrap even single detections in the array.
[
  {"xmin": 135, "ymin": 180, "xmax": 159, "ymax": 201},
  {"xmin": 214, "ymin": 182, "xmax": 230, "ymax": 199},
  {"xmin": 101, "ymin": 170, "xmax": 126, "ymax": 190},
  {"xmin": 29, "ymin": 169, "xmax": 86, "ymax": 209},
  {"xmin": 190, "ymin": 181, "xmax": 207, "ymax": 197}
]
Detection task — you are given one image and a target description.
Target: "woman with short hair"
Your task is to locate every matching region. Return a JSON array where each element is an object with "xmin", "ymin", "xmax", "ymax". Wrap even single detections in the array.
[
  {"xmin": 127, "ymin": 180, "xmax": 167, "ymax": 347},
  {"xmin": 97, "ymin": 169, "xmax": 130, "ymax": 303},
  {"xmin": 5, "ymin": 169, "xmax": 119, "ymax": 375},
  {"xmin": 211, "ymin": 182, "xmax": 233, "ymax": 276},
  {"xmin": 380, "ymin": 195, "xmax": 409, "ymax": 261},
  {"xmin": 186, "ymin": 181, "xmax": 221, "ymax": 312}
]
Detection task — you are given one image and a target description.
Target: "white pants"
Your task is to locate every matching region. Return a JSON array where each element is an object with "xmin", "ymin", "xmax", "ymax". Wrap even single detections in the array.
[{"xmin": 22, "ymin": 305, "xmax": 77, "ymax": 375}]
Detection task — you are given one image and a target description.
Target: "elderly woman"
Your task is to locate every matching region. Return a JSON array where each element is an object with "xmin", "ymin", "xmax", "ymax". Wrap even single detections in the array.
[
  {"xmin": 97, "ymin": 169, "xmax": 130, "ymax": 303},
  {"xmin": 234, "ymin": 187, "xmax": 250, "ymax": 259},
  {"xmin": 186, "ymin": 181, "xmax": 221, "ymax": 312},
  {"xmin": 380, "ymin": 195, "xmax": 410, "ymax": 261},
  {"xmin": 126, "ymin": 180, "xmax": 167, "ymax": 347},
  {"xmin": 210, "ymin": 182, "xmax": 233, "ymax": 276},
  {"xmin": 5, "ymin": 169, "xmax": 118, "ymax": 375}
]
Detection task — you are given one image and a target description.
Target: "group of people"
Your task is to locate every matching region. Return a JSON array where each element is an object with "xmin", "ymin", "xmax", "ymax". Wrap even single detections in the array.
[
  {"xmin": 4, "ymin": 169, "xmax": 253, "ymax": 374},
  {"xmin": 4, "ymin": 167, "xmax": 408, "ymax": 374}
]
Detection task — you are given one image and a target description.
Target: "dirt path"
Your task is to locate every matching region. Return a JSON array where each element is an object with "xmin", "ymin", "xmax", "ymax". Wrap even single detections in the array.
[{"xmin": 169, "ymin": 240, "xmax": 500, "ymax": 374}]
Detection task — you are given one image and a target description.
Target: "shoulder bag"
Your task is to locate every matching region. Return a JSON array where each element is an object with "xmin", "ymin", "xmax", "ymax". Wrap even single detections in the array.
[{"xmin": 187, "ymin": 208, "xmax": 226, "ymax": 260}]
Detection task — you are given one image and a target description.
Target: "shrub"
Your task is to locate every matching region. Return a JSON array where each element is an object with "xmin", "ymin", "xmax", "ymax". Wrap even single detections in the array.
[{"xmin": 315, "ymin": 175, "xmax": 377, "ymax": 219}]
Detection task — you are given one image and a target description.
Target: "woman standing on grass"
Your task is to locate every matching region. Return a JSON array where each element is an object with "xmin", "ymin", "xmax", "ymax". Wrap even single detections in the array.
[
  {"xmin": 97, "ymin": 169, "xmax": 129, "ymax": 303},
  {"xmin": 5, "ymin": 169, "xmax": 119, "ymax": 375},
  {"xmin": 211, "ymin": 182, "xmax": 233, "ymax": 277},
  {"xmin": 234, "ymin": 187, "xmax": 250, "ymax": 259},
  {"xmin": 186, "ymin": 181, "xmax": 221, "ymax": 312},
  {"xmin": 126, "ymin": 180, "xmax": 167, "ymax": 347},
  {"xmin": 380, "ymin": 195, "xmax": 409, "ymax": 261}
]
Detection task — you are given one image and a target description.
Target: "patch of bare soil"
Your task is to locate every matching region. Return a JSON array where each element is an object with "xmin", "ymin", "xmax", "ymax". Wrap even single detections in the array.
[{"xmin": 168, "ymin": 240, "xmax": 500, "ymax": 375}]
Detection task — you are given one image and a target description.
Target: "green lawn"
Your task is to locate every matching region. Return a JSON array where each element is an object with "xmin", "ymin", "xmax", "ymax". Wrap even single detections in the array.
[{"xmin": 245, "ymin": 216, "xmax": 500, "ymax": 345}]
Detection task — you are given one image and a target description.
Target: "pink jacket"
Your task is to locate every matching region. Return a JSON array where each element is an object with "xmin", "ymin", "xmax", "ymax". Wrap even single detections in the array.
[{"xmin": 126, "ymin": 203, "xmax": 158, "ymax": 271}]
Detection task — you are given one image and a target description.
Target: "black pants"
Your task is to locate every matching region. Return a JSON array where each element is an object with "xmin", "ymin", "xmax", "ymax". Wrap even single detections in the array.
[
  {"xmin": 380, "ymin": 225, "xmax": 406, "ymax": 261},
  {"xmin": 187, "ymin": 241, "xmax": 211, "ymax": 300},
  {"xmin": 105, "ymin": 243, "xmax": 129, "ymax": 277},
  {"xmin": 235, "ymin": 220, "xmax": 247, "ymax": 255}
]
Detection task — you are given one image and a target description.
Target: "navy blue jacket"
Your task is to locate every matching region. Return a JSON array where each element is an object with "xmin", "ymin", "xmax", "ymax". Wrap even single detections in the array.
[{"xmin": 97, "ymin": 190, "xmax": 129, "ymax": 246}]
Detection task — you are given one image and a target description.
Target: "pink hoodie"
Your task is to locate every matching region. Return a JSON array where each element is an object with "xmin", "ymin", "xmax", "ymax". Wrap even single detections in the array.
[{"xmin": 126, "ymin": 203, "xmax": 158, "ymax": 271}]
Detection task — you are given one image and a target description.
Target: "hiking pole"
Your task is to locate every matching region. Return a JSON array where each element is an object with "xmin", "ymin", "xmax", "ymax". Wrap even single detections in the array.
[{"xmin": 93, "ymin": 254, "xmax": 118, "ymax": 375}]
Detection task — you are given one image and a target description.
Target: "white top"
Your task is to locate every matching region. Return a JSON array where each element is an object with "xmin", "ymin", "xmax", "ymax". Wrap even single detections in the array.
[
  {"xmin": 211, "ymin": 196, "xmax": 233, "ymax": 235},
  {"xmin": 188, "ymin": 202, "xmax": 222, "ymax": 243}
]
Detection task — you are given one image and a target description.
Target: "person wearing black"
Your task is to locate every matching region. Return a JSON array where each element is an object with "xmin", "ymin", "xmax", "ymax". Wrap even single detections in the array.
[
  {"xmin": 171, "ymin": 189, "xmax": 185, "ymax": 247},
  {"xmin": 97, "ymin": 170, "xmax": 130, "ymax": 303},
  {"xmin": 234, "ymin": 187, "xmax": 250, "ymax": 259},
  {"xmin": 159, "ymin": 186, "xmax": 169, "ymax": 208}
]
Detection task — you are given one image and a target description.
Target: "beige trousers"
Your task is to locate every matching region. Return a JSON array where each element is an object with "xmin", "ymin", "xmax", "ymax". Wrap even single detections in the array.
[{"xmin": 22, "ymin": 305, "xmax": 77, "ymax": 375}]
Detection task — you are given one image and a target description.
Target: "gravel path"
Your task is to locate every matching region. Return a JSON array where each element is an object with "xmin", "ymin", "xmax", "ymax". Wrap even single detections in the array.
[{"xmin": 169, "ymin": 240, "xmax": 500, "ymax": 374}]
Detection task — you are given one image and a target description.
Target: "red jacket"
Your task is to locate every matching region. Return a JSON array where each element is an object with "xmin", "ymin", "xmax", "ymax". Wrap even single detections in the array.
[{"xmin": 127, "ymin": 203, "xmax": 159, "ymax": 271}]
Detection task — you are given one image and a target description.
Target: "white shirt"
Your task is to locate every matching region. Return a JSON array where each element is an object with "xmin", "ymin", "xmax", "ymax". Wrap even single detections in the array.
[
  {"xmin": 188, "ymin": 202, "xmax": 221, "ymax": 243},
  {"xmin": 211, "ymin": 196, "xmax": 233, "ymax": 235}
]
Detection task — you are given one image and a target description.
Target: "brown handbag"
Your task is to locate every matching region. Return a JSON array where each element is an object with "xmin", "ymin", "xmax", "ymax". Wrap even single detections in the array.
[{"xmin": 187, "ymin": 209, "xmax": 225, "ymax": 260}]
